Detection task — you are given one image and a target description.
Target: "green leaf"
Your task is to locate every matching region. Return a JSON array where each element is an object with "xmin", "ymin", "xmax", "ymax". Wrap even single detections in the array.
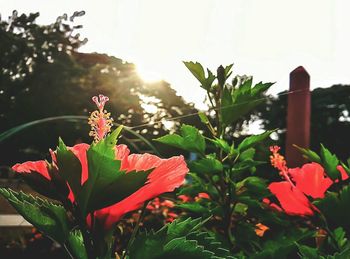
[
  {"xmin": 314, "ymin": 186, "xmax": 350, "ymax": 231},
  {"xmin": 19, "ymin": 165, "xmax": 63, "ymax": 201},
  {"xmin": 207, "ymin": 138, "xmax": 231, "ymax": 154},
  {"xmin": 155, "ymin": 124, "xmax": 206, "ymax": 155},
  {"xmin": 237, "ymin": 130, "xmax": 274, "ymax": 152},
  {"xmin": 89, "ymin": 169, "xmax": 151, "ymax": 211},
  {"xmin": 189, "ymin": 157, "xmax": 223, "ymax": 175},
  {"xmin": 293, "ymin": 145, "xmax": 321, "ymax": 163},
  {"xmin": 66, "ymin": 230, "xmax": 88, "ymax": 259},
  {"xmin": 198, "ymin": 112, "xmax": 210, "ymax": 124},
  {"xmin": 296, "ymin": 244, "xmax": 319, "ymax": 259},
  {"xmin": 79, "ymin": 126, "xmax": 150, "ymax": 214},
  {"xmin": 183, "ymin": 61, "xmax": 206, "ymax": 86},
  {"xmin": 224, "ymin": 64, "xmax": 234, "ymax": 78},
  {"xmin": 0, "ymin": 188, "xmax": 70, "ymax": 243},
  {"xmin": 237, "ymin": 176, "xmax": 269, "ymax": 198},
  {"xmin": 239, "ymin": 148, "xmax": 255, "ymax": 161},
  {"xmin": 320, "ymin": 144, "xmax": 340, "ymax": 180},
  {"xmin": 334, "ymin": 227, "xmax": 348, "ymax": 249},
  {"xmin": 221, "ymin": 79, "xmax": 273, "ymax": 126},
  {"xmin": 56, "ymin": 138, "xmax": 83, "ymax": 199},
  {"xmin": 332, "ymin": 248, "xmax": 350, "ymax": 259},
  {"xmin": 252, "ymin": 228, "xmax": 313, "ymax": 259},
  {"xmin": 176, "ymin": 203, "xmax": 211, "ymax": 215},
  {"xmin": 129, "ymin": 217, "xmax": 233, "ymax": 259}
]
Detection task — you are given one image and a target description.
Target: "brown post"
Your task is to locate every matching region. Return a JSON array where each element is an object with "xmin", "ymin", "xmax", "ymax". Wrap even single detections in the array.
[{"xmin": 286, "ymin": 66, "xmax": 310, "ymax": 167}]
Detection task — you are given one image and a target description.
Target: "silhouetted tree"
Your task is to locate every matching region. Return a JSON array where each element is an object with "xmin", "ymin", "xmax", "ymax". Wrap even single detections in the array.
[{"xmin": 258, "ymin": 85, "xmax": 350, "ymax": 161}]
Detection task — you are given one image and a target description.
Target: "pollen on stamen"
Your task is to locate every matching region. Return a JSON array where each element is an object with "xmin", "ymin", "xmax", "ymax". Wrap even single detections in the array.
[
  {"xmin": 269, "ymin": 145, "xmax": 288, "ymax": 173},
  {"xmin": 88, "ymin": 95, "xmax": 113, "ymax": 142}
]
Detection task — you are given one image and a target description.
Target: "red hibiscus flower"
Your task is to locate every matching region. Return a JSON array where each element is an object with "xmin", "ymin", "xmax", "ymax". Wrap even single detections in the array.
[
  {"xmin": 12, "ymin": 95, "xmax": 189, "ymax": 231},
  {"xmin": 288, "ymin": 163, "xmax": 333, "ymax": 199},
  {"xmin": 265, "ymin": 181, "xmax": 315, "ymax": 216},
  {"xmin": 265, "ymin": 146, "xmax": 348, "ymax": 216},
  {"xmin": 92, "ymin": 144, "xmax": 188, "ymax": 230},
  {"xmin": 12, "ymin": 143, "xmax": 188, "ymax": 230}
]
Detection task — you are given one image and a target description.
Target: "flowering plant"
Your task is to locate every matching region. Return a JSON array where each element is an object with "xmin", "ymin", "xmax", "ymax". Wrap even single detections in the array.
[
  {"xmin": 3, "ymin": 62, "xmax": 350, "ymax": 259},
  {"xmin": 1, "ymin": 95, "xmax": 191, "ymax": 259}
]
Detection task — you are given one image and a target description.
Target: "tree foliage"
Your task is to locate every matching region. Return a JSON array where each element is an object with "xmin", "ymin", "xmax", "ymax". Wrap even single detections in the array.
[
  {"xmin": 258, "ymin": 85, "xmax": 350, "ymax": 160},
  {"xmin": 0, "ymin": 11, "xmax": 200, "ymax": 166}
]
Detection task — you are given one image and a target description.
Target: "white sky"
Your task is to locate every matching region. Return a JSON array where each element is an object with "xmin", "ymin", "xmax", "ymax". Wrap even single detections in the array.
[{"xmin": 1, "ymin": 0, "xmax": 350, "ymax": 109}]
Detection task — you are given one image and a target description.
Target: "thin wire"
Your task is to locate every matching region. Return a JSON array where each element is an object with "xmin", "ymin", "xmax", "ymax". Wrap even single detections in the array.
[{"xmin": 127, "ymin": 88, "xmax": 308, "ymax": 130}]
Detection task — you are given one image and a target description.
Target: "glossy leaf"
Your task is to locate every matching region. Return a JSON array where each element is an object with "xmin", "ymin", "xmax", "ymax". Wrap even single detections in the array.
[{"xmin": 237, "ymin": 130, "xmax": 274, "ymax": 153}]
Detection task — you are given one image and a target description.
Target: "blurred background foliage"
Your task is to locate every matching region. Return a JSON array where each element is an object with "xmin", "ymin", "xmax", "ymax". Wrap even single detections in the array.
[
  {"xmin": 1, "ymin": 10, "xmax": 349, "ymax": 167},
  {"xmin": 0, "ymin": 11, "xmax": 202, "ymax": 167}
]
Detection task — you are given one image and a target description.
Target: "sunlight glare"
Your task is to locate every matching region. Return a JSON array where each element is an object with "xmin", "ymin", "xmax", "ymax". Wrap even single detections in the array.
[{"xmin": 136, "ymin": 64, "xmax": 163, "ymax": 83}]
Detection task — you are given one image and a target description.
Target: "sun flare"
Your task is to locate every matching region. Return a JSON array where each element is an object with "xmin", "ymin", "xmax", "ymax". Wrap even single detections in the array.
[{"xmin": 136, "ymin": 64, "xmax": 163, "ymax": 83}]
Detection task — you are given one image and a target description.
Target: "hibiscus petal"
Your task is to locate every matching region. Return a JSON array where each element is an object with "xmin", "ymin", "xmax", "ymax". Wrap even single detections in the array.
[
  {"xmin": 288, "ymin": 162, "xmax": 333, "ymax": 199},
  {"xmin": 337, "ymin": 165, "xmax": 349, "ymax": 181},
  {"xmin": 268, "ymin": 181, "xmax": 314, "ymax": 216},
  {"xmin": 94, "ymin": 154, "xmax": 188, "ymax": 230},
  {"xmin": 12, "ymin": 161, "xmax": 51, "ymax": 180},
  {"xmin": 115, "ymin": 144, "xmax": 130, "ymax": 169}
]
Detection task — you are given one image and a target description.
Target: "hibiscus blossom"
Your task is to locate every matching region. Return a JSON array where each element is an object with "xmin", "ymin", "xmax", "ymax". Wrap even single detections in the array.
[{"xmin": 265, "ymin": 146, "xmax": 348, "ymax": 216}]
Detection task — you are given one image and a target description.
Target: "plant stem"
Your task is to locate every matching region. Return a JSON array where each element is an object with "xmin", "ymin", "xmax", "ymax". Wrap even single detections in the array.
[
  {"xmin": 122, "ymin": 201, "xmax": 149, "ymax": 259},
  {"xmin": 74, "ymin": 206, "xmax": 95, "ymax": 259},
  {"xmin": 319, "ymin": 212, "xmax": 340, "ymax": 251},
  {"xmin": 63, "ymin": 242, "xmax": 75, "ymax": 259}
]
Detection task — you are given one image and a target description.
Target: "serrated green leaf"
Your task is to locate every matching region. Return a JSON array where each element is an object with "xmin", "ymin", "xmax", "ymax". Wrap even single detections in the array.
[
  {"xmin": 320, "ymin": 144, "xmax": 340, "ymax": 180},
  {"xmin": 251, "ymin": 82, "xmax": 274, "ymax": 96},
  {"xmin": 293, "ymin": 145, "xmax": 321, "ymax": 163},
  {"xmin": 129, "ymin": 217, "xmax": 233, "ymax": 259},
  {"xmin": 221, "ymin": 79, "xmax": 272, "ymax": 126},
  {"xmin": 186, "ymin": 231, "xmax": 234, "ymax": 258},
  {"xmin": 155, "ymin": 124, "xmax": 206, "ymax": 155},
  {"xmin": 56, "ymin": 138, "xmax": 82, "ymax": 199},
  {"xmin": 184, "ymin": 61, "xmax": 206, "ymax": 86},
  {"xmin": 0, "ymin": 188, "xmax": 70, "ymax": 243},
  {"xmin": 237, "ymin": 130, "xmax": 274, "ymax": 153},
  {"xmin": 162, "ymin": 237, "xmax": 214, "ymax": 259},
  {"xmin": 66, "ymin": 230, "xmax": 88, "ymax": 259}
]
